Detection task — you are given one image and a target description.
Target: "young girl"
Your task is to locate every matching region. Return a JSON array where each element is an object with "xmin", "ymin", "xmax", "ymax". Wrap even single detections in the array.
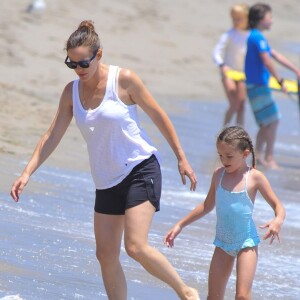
[
  {"xmin": 245, "ymin": 3, "xmax": 300, "ymax": 169},
  {"xmin": 164, "ymin": 126, "xmax": 285, "ymax": 300},
  {"xmin": 213, "ymin": 4, "xmax": 249, "ymax": 126}
]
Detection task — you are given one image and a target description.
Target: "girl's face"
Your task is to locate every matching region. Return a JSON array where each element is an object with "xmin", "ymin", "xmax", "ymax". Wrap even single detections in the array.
[
  {"xmin": 231, "ymin": 12, "xmax": 248, "ymax": 30},
  {"xmin": 217, "ymin": 142, "xmax": 249, "ymax": 173},
  {"xmin": 258, "ymin": 11, "xmax": 273, "ymax": 31},
  {"xmin": 65, "ymin": 46, "xmax": 100, "ymax": 81}
]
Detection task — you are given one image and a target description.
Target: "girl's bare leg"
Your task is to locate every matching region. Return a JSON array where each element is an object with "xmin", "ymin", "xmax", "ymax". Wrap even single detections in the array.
[
  {"xmin": 235, "ymin": 81, "xmax": 246, "ymax": 126},
  {"xmin": 207, "ymin": 247, "xmax": 235, "ymax": 300},
  {"xmin": 222, "ymin": 77, "xmax": 244, "ymax": 126},
  {"xmin": 124, "ymin": 201, "xmax": 200, "ymax": 300},
  {"xmin": 235, "ymin": 247, "xmax": 258, "ymax": 300}
]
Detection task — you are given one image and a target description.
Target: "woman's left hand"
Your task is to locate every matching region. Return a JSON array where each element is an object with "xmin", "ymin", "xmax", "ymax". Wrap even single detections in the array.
[{"xmin": 178, "ymin": 158, "xmax": 197, "ymax": 191}]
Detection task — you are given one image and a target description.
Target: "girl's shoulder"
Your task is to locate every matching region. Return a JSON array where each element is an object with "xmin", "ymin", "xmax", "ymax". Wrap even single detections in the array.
[
  {"xmin": 212, "ymin": 167, "xmax": 225, "ymax": 184},
  {"xmin": 214, "ymin": 166, "xmax": 224, "ymax": 176},
  {"xmin": 249, "ymin": 167, "xmax": 267, "ymax": 185}
]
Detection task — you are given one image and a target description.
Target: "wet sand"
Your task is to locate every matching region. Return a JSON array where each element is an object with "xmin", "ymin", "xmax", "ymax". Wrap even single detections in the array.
[{"xmin": 1, "ymin": 0, "xmax": 300, "ymax": 168}]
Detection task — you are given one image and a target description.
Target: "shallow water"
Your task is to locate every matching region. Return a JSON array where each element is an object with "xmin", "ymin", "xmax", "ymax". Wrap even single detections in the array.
[{"xmin": 1, "ymin": 96, "xmax": 300, "ymax": 299}]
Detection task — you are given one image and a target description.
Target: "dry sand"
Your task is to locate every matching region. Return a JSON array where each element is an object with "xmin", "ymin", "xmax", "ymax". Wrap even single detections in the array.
[{"xmin": 1, "ymin": 0, "xmax": 300, "ymax": 178}]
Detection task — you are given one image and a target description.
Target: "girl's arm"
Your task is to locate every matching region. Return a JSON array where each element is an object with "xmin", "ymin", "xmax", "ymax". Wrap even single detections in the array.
[
  {"xmin": 271, "ymin": 49, "xmax": 300, "ymax": 79},
  {"xmin": 10, "ymin": 83, "xmax": 73, "ymax": 202},
  {"xmin": 255, "ymin": 171, "xmax": 286, "ymax": 244},
  {"xmin": 121, "ymin": 69, "xmax": 197, "ymax": 191},
  {"xmin": 163, "ymin": 171, "xmax": 217, "ymax": 248},
  {"xmin": 213, "ymin": 31, "xmax": 229, "ymax": 66},
  {"xmin": 212, "ymin": 31, "xmax": 230, "ymax": 77}
]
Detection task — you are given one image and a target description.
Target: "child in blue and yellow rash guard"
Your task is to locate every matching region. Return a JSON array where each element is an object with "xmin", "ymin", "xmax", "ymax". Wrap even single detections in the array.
[{"xmin": 245, "ymin": 3, "xmax": 300, "ymax": 169}]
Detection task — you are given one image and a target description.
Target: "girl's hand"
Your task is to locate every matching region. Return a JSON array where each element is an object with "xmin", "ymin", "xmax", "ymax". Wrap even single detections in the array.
[
  {"xmin": 178, "ymin": 158, "xmax": 197, "ymax": 191},
  {"xmin": 10, "ymin": 174, "xmax": 29, "ymax": 202},
  {"xmin": 220, "ymin": 65, "xmax": 230, "ymax": 78},
  {"xmin": 163, "ymin": 224, "xmax": 182, "ymax": 248},
  {"xmin": 259, "ymin": 217, "xmax": 284, "ymax": 244}
]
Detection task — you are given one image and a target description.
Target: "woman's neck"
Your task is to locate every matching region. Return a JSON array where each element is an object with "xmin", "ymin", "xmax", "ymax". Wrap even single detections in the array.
[{"xmin": 82, "ymin": 63, "xmax": 103, "ymax": 89}]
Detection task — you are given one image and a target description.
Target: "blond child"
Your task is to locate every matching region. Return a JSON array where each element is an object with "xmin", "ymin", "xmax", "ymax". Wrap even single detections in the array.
[{"xmin": 213, "ymin": 4, "xmax": 249, "ymax": 126}]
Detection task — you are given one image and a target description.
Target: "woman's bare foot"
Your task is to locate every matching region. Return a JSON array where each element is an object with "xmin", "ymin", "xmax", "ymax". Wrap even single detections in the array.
[{"xmin": 181, "ymin": 287, "xmax": 200, "ymax": 300}]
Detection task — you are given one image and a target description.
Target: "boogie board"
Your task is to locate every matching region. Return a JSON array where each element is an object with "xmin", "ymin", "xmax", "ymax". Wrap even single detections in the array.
[{"xmin": 226, "ymin": 69, "xmax": 298, "ymax": 94}]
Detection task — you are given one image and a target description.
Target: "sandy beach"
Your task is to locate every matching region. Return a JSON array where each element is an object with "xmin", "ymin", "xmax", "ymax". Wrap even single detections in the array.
[
  {"xmin": 1, "ymin": 0, "xmax": 300, "ymax": 170},
  {"xmin": 1, "ymin": 1, "xmax": 300, "ymax": 299}
]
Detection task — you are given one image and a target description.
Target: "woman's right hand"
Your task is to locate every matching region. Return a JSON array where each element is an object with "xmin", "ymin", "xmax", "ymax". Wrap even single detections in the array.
[
  {"xmin": 163, "ymin": 224, "xmax": 182, "ymax": 248},
  {"xmin": 10, "ymin": 173, "xmax": 30, "ymax": 202}
]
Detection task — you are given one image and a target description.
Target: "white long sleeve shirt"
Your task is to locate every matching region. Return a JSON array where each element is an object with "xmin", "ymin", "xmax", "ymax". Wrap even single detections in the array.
[{"xmin": 213, "ymin": 28, "xmax": 249, "ymax": 72}]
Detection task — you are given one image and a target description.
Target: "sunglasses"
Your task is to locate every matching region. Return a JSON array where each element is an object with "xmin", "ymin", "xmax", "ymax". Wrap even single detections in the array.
[{"xmin": 64, "ymin": 49, "xmax": 98, "ymax": 69}]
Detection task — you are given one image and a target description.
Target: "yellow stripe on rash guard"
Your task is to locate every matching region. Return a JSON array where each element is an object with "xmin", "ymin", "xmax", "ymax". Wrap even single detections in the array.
[{"xmin": 226, "ymin": 70, "xmax": 298, "ymax": 94}]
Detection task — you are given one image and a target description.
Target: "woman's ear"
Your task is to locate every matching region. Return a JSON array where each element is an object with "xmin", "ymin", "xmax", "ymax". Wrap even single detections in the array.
[{"xmin": 97, "ymin": 48, "xmax": 102, "ymax": 60}]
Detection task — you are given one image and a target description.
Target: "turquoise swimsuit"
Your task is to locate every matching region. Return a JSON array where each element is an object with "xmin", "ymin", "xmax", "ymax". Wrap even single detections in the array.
[{"xmin": 213, "ymin": 168, "xmax": 260, "ymax": 257}]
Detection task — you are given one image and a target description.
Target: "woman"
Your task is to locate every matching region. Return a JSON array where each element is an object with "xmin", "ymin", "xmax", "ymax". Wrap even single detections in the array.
[{"xmin": 10, "ymin": 20, "xmax": 200, "ymax": 299}]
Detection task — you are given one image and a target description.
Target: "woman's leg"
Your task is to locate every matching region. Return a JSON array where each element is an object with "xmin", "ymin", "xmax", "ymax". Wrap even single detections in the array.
[
  {"xmin": 124, "ymin": 201, "xmax": 200, "ymax": 300},
  {"xmin": 207, "ymin": 247, "xmax": 235, "ymax": 300},
  {"xmin": 94, "ymin": 212, "xmax": 126, "ymax": 300},
  {"xmin": 235, "ymin": 247, "xmax": 258, "ymax": 300},
  {"xmin": 222, "ymin": 77, "xmax": 240, "ymax": 126}
]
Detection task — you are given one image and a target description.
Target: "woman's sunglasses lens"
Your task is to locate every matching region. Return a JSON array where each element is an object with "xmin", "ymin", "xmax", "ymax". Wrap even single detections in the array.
[
  {"xmin": 79, "ymin": 62, "xmax": 90, "ymax": 68},
  {"xmin": 66, "ymin": 62, "xmax": 77, "ymax": 69}
]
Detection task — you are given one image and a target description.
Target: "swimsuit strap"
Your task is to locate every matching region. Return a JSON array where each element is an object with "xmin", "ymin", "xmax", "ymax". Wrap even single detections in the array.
[
  {"xmin": 219, "ymin": 167, "xmax": 250, "ymax": 191},
  {"xmin": 244, "ymin": 167, "xmax": 251, "ymax": 191},
  {"xmin": 219, "ymin": 168, "xmax": 226, "ymax": 187}
]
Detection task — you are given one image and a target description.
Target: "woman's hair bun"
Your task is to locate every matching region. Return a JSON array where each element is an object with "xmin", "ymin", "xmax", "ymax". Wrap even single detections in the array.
[{"xmin": 78, "ymin": 20, "xmax": 95, "ymax": 32}]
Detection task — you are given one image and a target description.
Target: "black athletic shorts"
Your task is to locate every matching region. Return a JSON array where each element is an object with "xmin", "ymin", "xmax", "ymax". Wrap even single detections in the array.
[{"xmin": 94, "ymin": 155, "xmax": 162, "ymax": 215}]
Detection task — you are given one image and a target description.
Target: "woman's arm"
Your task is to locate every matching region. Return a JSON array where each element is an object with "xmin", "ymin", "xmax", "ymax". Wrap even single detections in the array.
[
  {"xmin": 120, "ymin": 69, "xmax": 197, "ymax": 191},
  {"xmin": 255, "ymin": 170, "xmax": 286, "ymax": 244},
  {"xmin": 10, "ymin": 83, "xmax": 73, "ymax": 202},
  {"xmin": 163, "ymin": 170, "xmax": 217, "ymax": 248}
]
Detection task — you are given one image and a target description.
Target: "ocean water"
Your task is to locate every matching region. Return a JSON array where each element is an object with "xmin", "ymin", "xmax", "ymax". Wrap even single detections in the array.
[{"xmin": 1, "ymin": 96, "xmax": 300, "ymax": 299}]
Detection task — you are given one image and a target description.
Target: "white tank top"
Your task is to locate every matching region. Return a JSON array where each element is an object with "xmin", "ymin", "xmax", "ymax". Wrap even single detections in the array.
[{"xmin": 72, "ymin": 65, "xmax": 159, "ymax": 189}]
